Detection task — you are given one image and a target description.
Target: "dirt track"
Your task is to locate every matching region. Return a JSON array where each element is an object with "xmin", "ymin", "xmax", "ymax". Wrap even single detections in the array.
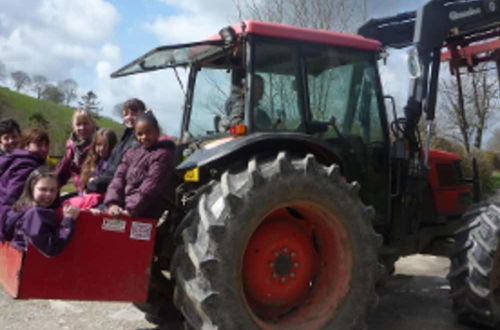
[{"xmin": 0, "ymin": 254, "xmax": 480, "ymax": 330}]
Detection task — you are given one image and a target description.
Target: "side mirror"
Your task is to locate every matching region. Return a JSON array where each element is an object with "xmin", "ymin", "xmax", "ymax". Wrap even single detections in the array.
[{"xmin": 407, "ymin": 47, "xmax": 422, "ymax": 79}]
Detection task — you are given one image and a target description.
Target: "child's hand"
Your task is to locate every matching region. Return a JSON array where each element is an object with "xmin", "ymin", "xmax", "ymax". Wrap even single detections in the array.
[
  {"xmin": 89, "ymin": 208, "xmax": 102, "ymax": 215},
  {"xmin": 122, "ymin": 210, "xmax": 131, "ymax": 217},
  {"xmin": 107, "ymin": 205, "xmax": 123, "ymax": 216},
  {"xmin": 63, "ymin": 205, "xmax": 80, "ymax": 220}
]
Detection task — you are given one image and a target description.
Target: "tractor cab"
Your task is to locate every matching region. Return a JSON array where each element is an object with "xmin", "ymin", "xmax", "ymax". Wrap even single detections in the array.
[
  {"xmin": 113, "ymin": 22, "xmax": 385, "ymax": 147},
  {"xmin": 113, "ymin": 21, "xmax": 391, "ymax": 222}
]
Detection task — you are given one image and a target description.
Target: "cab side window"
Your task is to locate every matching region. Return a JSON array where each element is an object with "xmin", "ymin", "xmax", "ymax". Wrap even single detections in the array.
[{"xmin": 304, "ymin": 47, "xmax": 384, "ymax": 144}]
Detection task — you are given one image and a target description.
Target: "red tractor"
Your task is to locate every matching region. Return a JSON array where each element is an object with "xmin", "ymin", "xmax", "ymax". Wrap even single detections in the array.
[{"xmin": 1, "ymin": 0, "xmax": 499, "ymax": 329}]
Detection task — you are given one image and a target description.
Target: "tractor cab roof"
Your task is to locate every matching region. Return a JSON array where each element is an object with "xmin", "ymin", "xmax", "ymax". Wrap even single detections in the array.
[
  {"xmin": 111, "ymin": 20, "xmax": 381, "ymax": 78},
  {"xmin": 239, "ymin": 20, "xmax": 381, "ymax": 51}
]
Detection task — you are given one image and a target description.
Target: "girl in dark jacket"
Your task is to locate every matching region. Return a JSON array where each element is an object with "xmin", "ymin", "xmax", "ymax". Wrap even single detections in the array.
[
  {"xmin": 104, "ymin": 112, "xmax": 175, "ymax": 219},
  {"xmin": 1, "ymin": 167, "xmax": 80, "ymax": 257},
  {"xmin": 0, "ymin": 129, "xmax": 49, "ymax": 223},
  {"xmin": 56, "ymin": 109, "xmax": 96, "ymax": 193},
  {"xmin": 86, "ymin": 98, "xmax": 146, "ymax": 194}
]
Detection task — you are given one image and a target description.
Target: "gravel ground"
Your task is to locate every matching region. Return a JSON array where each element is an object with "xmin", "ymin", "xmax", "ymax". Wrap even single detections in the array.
[
  {"xmin": 0, "ymin": 254, "xmax": 478, "ymax": 330},
  {"xmin": 0, "ymin": 292, "xmax": 154, "ymax": 330}
]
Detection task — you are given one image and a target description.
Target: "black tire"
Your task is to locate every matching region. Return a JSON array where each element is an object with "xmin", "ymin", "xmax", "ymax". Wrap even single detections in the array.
[
  {"xmin": 448, "ymin": 203, "xmax": 500, "ymax": 327},
  {"xmin": 172, "ymin": 152, "xmax": 381, "ymax": 330}
]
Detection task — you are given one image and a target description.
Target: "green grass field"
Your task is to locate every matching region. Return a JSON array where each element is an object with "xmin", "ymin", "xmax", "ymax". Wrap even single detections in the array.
[{"xmin": 0, "ymin": 87, "xmax": 124, "ymax": 156}]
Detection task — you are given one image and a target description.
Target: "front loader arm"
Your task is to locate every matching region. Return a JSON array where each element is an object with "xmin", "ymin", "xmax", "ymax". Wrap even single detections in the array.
[{"xmin": 359, "ymin": 0, "xmax": 500, "ymax": 158}]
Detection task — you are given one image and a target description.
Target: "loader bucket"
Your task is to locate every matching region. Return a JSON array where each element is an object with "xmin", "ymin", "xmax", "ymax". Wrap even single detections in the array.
[{"xmin": 0, "ymin": 211, "xmax": 156, "ymax": 302}]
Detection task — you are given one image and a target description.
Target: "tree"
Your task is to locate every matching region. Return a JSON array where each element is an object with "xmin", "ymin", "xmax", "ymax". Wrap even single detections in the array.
[
  {"xmin": 58, "ymin": 78, "xmax": 78, "ymax": 106},
  {"xmin": 113, "ymin": 102, "xmax": 123, "ymax": 119},
  {"xmin": 438, "ymin": 64, "xmax": 499, "ymax": 154},
  {"xmin": 235, "ymin": 0, "xmax": 366, "ymax": 32},
  {"xmin": 78, "ymin": 90, "xmax": 102, "ymax": 118},
  {"xmin": 11, "ymin": 70, "xmax": 32, "ymax": 92},
  {"xmin": 32, "ymin": 74, "xmax": 48, "ymax": 99},
  {"xmin": 41, "ymin": 84, "xmax": 65, "ymax": 104}
]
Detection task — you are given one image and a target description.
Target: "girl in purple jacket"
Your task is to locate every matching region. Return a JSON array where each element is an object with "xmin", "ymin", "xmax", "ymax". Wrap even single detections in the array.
[
  {"xmin": 2, "ymin": 168, "xmax": 80, "ymax": 257},
  {"xmin": 104, "ymin": 112, "xmax": 175, "ymax": 219},
  {"xmin": 56, "ymin": 109, "xmax": 96, "ymax": 193},
  {"xmin": 0, "ymin": 128, "xmax": 50, "ymax": 223}
]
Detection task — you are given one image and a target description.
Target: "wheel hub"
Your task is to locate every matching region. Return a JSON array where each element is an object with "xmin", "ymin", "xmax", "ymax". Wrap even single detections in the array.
[
  {"xmin": 243, "ymin": 210, "xmax": 319, "ymax": 312},
  {"xmin": 273, "ymin": 252, "xmax": 293, "ymax": 276}
]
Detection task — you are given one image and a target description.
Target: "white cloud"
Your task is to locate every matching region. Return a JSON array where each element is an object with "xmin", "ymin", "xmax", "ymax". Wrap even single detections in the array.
[
  {"xmin": 0, "ymin": 0, "xmax": 119, "ymax": 79},
  {"xmin": 147, "ymin": 0, "xmax": 237, "ymax": 43},
  {"xmin": 38, "ymin": 0, "xmax": 118, "ymax": 44}
]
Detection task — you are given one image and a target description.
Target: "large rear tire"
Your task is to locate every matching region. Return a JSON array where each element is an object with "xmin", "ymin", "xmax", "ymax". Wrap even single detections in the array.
[
  {"xmin": 448, "ymin": 203, "xmax": 500, "ymax": 327},
  {"xmin": 173, "ymin": 152, "xmax": 381, "ymax": 330}
]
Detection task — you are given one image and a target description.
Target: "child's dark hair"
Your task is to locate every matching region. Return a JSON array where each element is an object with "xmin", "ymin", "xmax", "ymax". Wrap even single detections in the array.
[
  {"xmin": 80, "ymin": 128, "xmax": 118, "ymax": 188},
  {"xmin": 19, "ymin": 128, "xmax": 50, "ymax": 148},
  {"xmin": 0, "ymin": 118, "xmax": 21, "ymax": 136},
  {"xmin": 135, "ymin": 112, "xmax": 160, "ymax": 131},
  {"xmin": 12, "ymin": 167, "xmax": 59, "ymax": 211},
  {"xmin": 123, "ymin": 98, "xmax": 146, "ymax": 113}
]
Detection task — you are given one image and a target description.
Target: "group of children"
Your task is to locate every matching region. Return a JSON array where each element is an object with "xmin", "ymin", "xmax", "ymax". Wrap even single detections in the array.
[{"xmin": 0, "ymin": 98, "xmax": 176, "ymax": 257}]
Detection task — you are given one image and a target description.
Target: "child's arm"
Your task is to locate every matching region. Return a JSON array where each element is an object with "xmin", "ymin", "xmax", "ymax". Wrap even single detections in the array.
[
  {"xmin": 55, "ymin": 140, "xmax": 74, "ymax": 187},
  {"xmin": 4, "ymin": 163, "xmax": 38, "ymax": 206},
  {"xmin": 103, "ymin": 150, "xmax": 130, "ymax": 209},
  {"xmin": 22, "ymin": 206, "xmax": 79, "ymax": 257}
]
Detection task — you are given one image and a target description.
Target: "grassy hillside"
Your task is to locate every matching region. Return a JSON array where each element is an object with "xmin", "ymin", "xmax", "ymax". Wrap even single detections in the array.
[{"xmin": 0, "ymin": 87, "xmax": 124, "ymax": 156}]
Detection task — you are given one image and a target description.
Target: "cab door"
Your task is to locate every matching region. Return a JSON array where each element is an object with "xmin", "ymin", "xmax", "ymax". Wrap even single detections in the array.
[{"xmin": 303, "ymin": 45, "xmax": 391, "ymax": 224}]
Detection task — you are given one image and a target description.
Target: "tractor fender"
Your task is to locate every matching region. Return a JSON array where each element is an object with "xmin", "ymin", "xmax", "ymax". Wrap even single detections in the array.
[{"xmin": 176, "ymin": 132, "xmax": 346, "ymax": 173}]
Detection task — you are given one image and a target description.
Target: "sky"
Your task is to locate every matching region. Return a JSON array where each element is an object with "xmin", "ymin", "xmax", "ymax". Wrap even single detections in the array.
[{"xmin": 0, "ymin": 0, "xmax": 429, "ymax": 136}]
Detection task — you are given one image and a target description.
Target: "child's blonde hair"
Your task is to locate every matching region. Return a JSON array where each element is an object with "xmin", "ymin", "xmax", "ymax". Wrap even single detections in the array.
[{"xmin": 72, "ymin": 109, "xmax": 96, "ymax": 129}]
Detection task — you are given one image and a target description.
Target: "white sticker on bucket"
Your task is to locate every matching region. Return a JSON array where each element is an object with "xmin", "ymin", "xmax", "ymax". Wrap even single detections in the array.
[
  {"xmin": 102, "ymin": 218, "xmax": 127, "ymax": 233},
  {"xmin": 130, "ymin": 222, "xmax": 153, "ymax": 241}
]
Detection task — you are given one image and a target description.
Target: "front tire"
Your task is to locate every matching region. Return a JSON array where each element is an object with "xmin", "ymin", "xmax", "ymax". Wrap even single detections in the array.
[
  {"xmin": 173, "ymin": 152, "xmax": 381, "ymax": 329},
  {"xmin": 448, "ymin": 203, "xmax": 500, "ymax": 327}
]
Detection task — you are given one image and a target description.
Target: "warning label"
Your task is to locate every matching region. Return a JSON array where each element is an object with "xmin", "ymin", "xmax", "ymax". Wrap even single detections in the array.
[
  {"xmin": 130, "ymin": 222, "xmax": 153, "ymax": 241},
  {"xmin": 102, "ymin": 218, "xmax": 127, "ymax": 233}
]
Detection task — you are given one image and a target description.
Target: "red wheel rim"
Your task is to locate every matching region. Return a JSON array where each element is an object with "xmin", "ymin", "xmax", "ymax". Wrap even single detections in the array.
[{"xmin": 242, "ymin": 203, "xmax": 353, "ymax": 329}]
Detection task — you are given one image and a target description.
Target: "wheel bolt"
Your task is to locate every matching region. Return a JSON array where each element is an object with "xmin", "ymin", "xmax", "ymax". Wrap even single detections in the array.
[
  {"xmin": 269, "ymin": 262, "xmax": 274, "ymax": 268},
  {"xmin": 294, "ymin": 262, "xmax": 300, "ymax": 268},
  {"xmin": 290, "ymin": 272, "xmax": 296, "ymax": 278},
  {"xmin": 273, "ymin": 273, "xmax": 278, "ymax": 278},
  {"xmin": 283, "ymin": 247, "xmax": 288, "ymax": 253},
  {"xmin": 281, "ymin": 277, "xmax": 287, "ymax": 283},
  {"xmin": 273, "ymin": 252, "xmax": 279, "ymax": 257},
  {"xmin": 291, "ymin": 252, "xmax": 296, "ymax": 257}
]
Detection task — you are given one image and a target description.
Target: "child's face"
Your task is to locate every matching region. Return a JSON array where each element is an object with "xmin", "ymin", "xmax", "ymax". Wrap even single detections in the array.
[
  {"xmin": 73, "ymin": 117, "xmax": 94, "ymax": 141},
  {"xmin": 33, "ymin": 177, "xmax": 58, "ymax": 208},
  {"xmin": 0, "ymin": 131, "xmax": 20, "ymax": 153},
  {"xmin": 135, "ymin": 120, "xmax": 159, "ymax": 149},
  {"xmin": 95, "ymin": 137, "xmax": 109, "ymax": 158},
  {"xmin": 26, "ymin": 141, "xmax": 49, "ymax": 159},
  {"xmin": 122, "ymin": 108, "xmax": 142, "ymax": 128}
]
